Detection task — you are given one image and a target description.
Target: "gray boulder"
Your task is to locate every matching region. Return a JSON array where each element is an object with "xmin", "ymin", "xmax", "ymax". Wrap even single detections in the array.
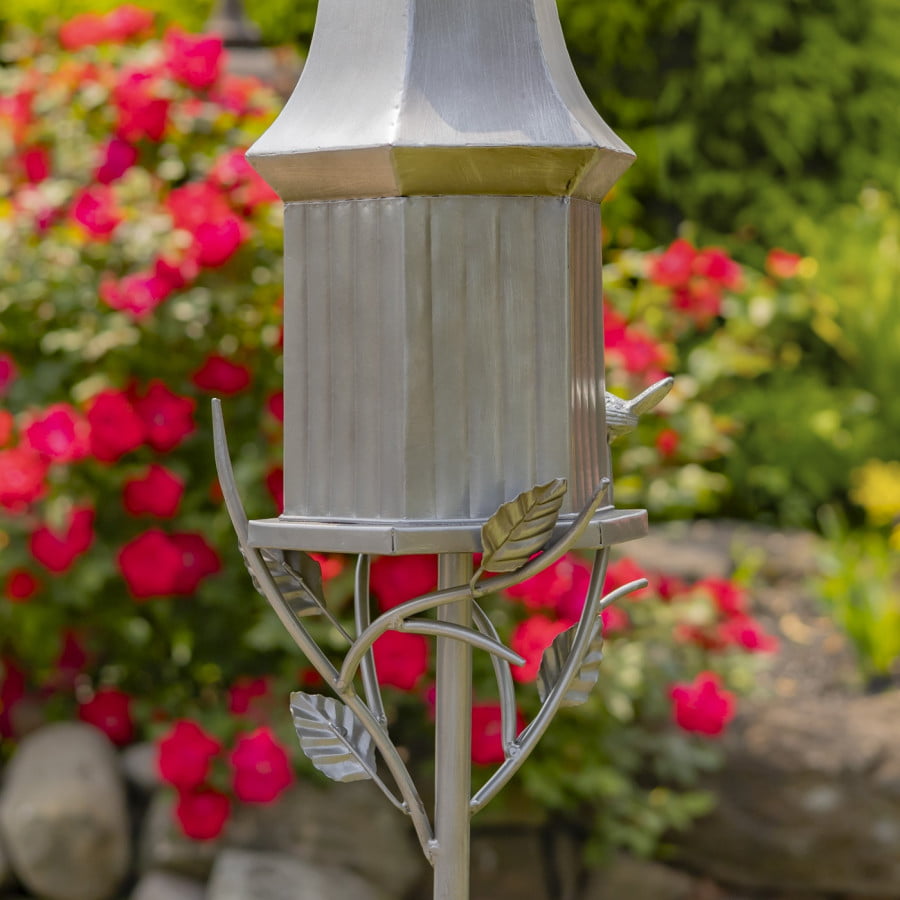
[
  {"xmin": 676, "ymin": 691, "xmax": 900, "ymax": 897},
  {"xmin": 130, "ymin": 870, "xmax": 205, "ymax": 900},
  {"xmin": 207, "ymin": 849, "xmax": 379, "ymax": 900},
  {"xmin": 140, "ymin": 779, "xmax": 423, "ymax": 896},
  {"xmin": 0, "ymin": 722, "xmax": 130, "ymax": 900}
]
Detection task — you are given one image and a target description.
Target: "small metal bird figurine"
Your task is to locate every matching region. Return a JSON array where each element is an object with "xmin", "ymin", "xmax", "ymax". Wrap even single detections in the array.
[{"xmin": 605, "ymin": 376, "xmax": 675, "ymax": 441}]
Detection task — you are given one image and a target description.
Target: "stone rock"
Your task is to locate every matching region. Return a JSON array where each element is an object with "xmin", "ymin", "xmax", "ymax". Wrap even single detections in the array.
[
  {"xmin": 582, "ymin": 855, "xmax": 711, "ymax": 900},
  {"xmin": 0, "ymin": 835, "xmax": 12, "ymax": 891},
  {"xmin": 470, "ymin": 827, "xmax": 550, "ymax": 900},
  {"xmin": 225, "ymin": 780, "xmax": 424, "ymax": 898},
  {"xmin": 207, "ymin": 849, "xmax": 379, "ymax": 900},
  {"xmin": 130, "ymin": 871, "xmax": 205, "ymax": 900},
  {"xmin": 140, "ymin": 779, "xmax": 424, "ymax": 896},
  {"xmin": 622, "ymin": 519, "xmax": 822, "ymax": 583},
  {"xmin": 138, "ymin": 792, "xmax": 220, "ymax": 880},
  {"xmin": 676, "ymin": 690, "xmax": 900, "ymax": 897},
  {"xmin": 121, "ymin": 742, "xmax": 161, "ymax": 794},
  {"xmin": 0, "ymin": 722, "xmax": 131, "ymax": 900}
]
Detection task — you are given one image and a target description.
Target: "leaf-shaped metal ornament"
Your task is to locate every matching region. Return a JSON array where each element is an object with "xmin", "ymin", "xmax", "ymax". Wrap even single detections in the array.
[
  {"xmin": 241, "ymin": 547, "xmax": 321, "ymax": 618},
  {"xmin": 537, "ymin": 621, "xmax": 604, "ymax": 708},
  {"xmin": 479, "ymin": 478, "xmax": 567, "ymax": 575},
  {"xmin": 290, "ymin": 692, "xmax": 376, "ymax": 783}
]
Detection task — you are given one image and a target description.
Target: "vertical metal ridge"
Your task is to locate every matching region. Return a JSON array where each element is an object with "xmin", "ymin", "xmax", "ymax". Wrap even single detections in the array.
[
  {"xmin": 465, "ymin": 200, "xmax": 503, "ymax": 519},
  {"xmin": 431, "ymin": 198, "xmax": 469, "ymax": 519},
  {"xmin": 404, "ymin": 198, "xmax": 436, "ymax": 521},
  {"xmin": 499, "ymin": 198, "xmax": 537, "ymax": 503},
  {"xmin": 568, "ymin": 199, "xmax": 605, "ymax": 509},
  {"xmin": 328, "ymin": 202, "xmax": 355, "ymax": 515},
  {"xmin": 380, "ymin": 199, "xmax": 406, "ymax": 519},
  {"xmin": 533, "ymin": 198, "xmax": 570, "ymax": 510},
  {"xmin": 356, "ymin": 199, "xmax": 381, "ymax": 517}
]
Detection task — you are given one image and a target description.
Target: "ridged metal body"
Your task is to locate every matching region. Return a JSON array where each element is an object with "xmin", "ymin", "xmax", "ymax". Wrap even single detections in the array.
[{"xmin": 281, "ymin": 195, "xmax": 606, "ymax": 525}]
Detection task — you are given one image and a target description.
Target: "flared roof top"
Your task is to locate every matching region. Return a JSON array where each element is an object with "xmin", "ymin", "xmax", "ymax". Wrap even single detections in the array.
[{"xmin": 247, "ymin": 0, "xmax": 635, "ymax": 202}]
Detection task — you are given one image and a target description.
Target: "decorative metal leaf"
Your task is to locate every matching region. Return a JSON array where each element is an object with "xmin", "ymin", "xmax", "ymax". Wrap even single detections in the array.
[
  {"xmin": 537, "ymin": 621, "xmax": 604, "ymax": 708},
  {"xmin": 480, "ymin": 478, "xmax": 567, "ymax": 574},
  {"xmin": 241, "ymin": 547, "xmax": 321, "ymax": 618},
  {"xmin": 290, "ymin": 692, "xmax": 376, "ymax": 783}
]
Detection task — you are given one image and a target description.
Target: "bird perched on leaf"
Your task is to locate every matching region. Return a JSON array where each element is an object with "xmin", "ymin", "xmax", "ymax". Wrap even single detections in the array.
[{"xmin": 605, "ymin": 376, "xmax": 675, "ymax": 441}]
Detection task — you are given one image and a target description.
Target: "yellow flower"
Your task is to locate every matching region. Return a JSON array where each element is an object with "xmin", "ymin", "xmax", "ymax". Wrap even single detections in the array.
[{"xmin": 851, "ymin": 460, "xmax": 900, "ymax": 526}]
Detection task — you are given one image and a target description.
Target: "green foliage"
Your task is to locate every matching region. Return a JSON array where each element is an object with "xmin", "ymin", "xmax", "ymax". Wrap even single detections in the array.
[{"xmin": 559, "ymin": 0, "xmax": 900, "ymax": 249}]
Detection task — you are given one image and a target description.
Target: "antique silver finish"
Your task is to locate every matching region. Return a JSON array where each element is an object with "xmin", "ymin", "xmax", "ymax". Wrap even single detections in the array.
[
  {"xmin": 211, "ymin": 1, "xmax": 661, "ymax": 897},
  {"xmin": 247, "ymin": 0, "xmax": 634, "ymax": 202},
  {"xmin": 214, "ymin": 403, "xmax": 648, "ymax": 882}
]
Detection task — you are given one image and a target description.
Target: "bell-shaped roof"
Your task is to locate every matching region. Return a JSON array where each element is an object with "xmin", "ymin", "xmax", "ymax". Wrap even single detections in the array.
[{"xmin": 247, "ymin": 0, "xmax": 635, "ymax": 202}]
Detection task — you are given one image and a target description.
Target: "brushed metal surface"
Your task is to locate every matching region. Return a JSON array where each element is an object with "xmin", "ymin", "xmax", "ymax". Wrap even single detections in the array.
[
  {"xmin": 246, "ymin": 0, "xmax": 634, "ymax": 202},
  {"xmin": 246, "ymin": 508, "xmax": 648, "ymax": 555},
  {"xmin": 281, "ymin": 196, "xmax": 609, "ymax": 528}
]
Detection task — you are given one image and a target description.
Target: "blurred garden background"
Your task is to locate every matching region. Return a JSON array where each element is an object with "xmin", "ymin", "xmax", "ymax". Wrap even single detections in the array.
[{"xmin": 0, "ymin": 1, "xmax": 898, "ymax": 898}]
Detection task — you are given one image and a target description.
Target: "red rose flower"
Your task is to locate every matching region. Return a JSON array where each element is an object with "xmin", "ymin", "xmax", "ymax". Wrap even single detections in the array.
[
  {"xmin": 209, "ymin": 149, "xmax": 279, "ymax": 211},
  {"xmin": 266, "ymin": 391, "xmax": 284, "ymax": 423},
  {"xmin": 165, "ymin": 29, "xmax": 224, "ymax": 90},
  {"xmin": 96, "ymin": 137, "xmax": 139, "ymax": 184},
  {"xmin": 310, "ymin": 552, "xmax": 344, "ymax": 583},
  {"xmin": 118, "ymin": 529, "xmax": 184, "ymax": 598},
  {"xmin": 114, "ymin": 70, "xmax": 170, "ymax": 142},
  {"xmin": 72, "ymin": 186, "xmax": 122, "ymax": 238},
  {"xmin": 78, "ymin": 687, "xmax": 134, "ymax": 746},
  {"xmin": 672, "ymin": 281, "xmax": 723, "ymax": 326},
  {"xmin": 5, "ymin": 569, "xmax": 40, "ymax": 603},
  {"xmin": 471, "ymin": 703, "xmax": 526, "ymax": 766},
  {"xmin": 0, "ymin": 353, "xmax": 17, "ymax": 396},
  {"xmin": 718, "ymin": 616, "xmax": 779, "ymax": 654},
  {"xmin": 510, "ymin": 615, "xmax": 569, "ymax": 683},
  {"xmin": 193, "ymin": 215, "xmax": 248, "ymax": 267},
  {"xmin": 373, "ymin": 631, "xmax": 429, "ymax": 691},
  {"xmin": 123, "ymin": 464, "xmax": 184, "ymax": 518},
  {"xmin": 167, "ymin": 182, "xmax": 232, "ymax": 232},
  {"xmin": 0, "ymin": 447, "xmax": 48, "ymax": 511},
  {"xmin": 766, "ymin": 248, "xmax": 802, "ymax": 280},
  {"xmin": 22, "ymin": 146, "xmax": 50, "ymax": 183},
  {"xmin": 191, "ymin": 355, "xmax": 251, "ymax": 395},
  {"xmin": 175, "ymin": 788, "xmax": 230, "ymax": 841},
  {"xmin": 0, "ymin": 411, "xmax": 13, "ymax": 447},
  {"xmin": 228, "ymin": 677, "xmax": 269, "ymax": 715},
  {"xmin": 656, "ymin": 427, "xmax": 680, "ymax": 459},
  {"xmin": 370, "ymin": 555, "xmax": 437, "ymax": 610},
  {"xmin": 133, "ymin": 381, "xmax": 196, "ymax": 452},
  {"xmin": 59, "ymin": 13, "xmax": 109, "ymax": 50},
  {"xmin": 265, "ymin": 466, "xmax": 283, "ymax": 513},
  {"xmin": 87, "ymin": 389, "xmax": 146, "ymax": 461},
  {"xmin": 23, "ymin": 403, "xmax": 89, "ymax": 463},
  {"xmin": 105, "ymin": 5, "xmax": 155, "ymax": 42},
  {"xmin": 30, "ymin": 507, "xmax": 95, "ymax": 573},
  {"xmin": 694, "ymin": 577, "xmax": 747, "ymax": 618},
  {"xmin": 158, "ymin": 720, "xmax": 222, "ymax": 791},
  {"xmin": 608, "ymin": 330, "xmax": 669, "ymax": 376},
  {"xmin": 230, "ymin": 728, "xmax": 293, "ymax": 804},
  {"xmin": 692, "ymin": 247, "xmax": 742, "ymax": 290},
  {"xmin": 505, "ymin": 556, "xmax": 575, "ymax": 612},
  {"xmin": 670, "ymin": 672, "xmax": 736, "ymax": 737},
  {"xmin": 0, "ymin": 657, "xmax": 26, "ymax": 739},
  {"xmin": 601, "ymin": 604, "xmax": 630, "ymax": 635},
  {"xmin": 170, "ymin": 532, "xmax": 221, "ymax": 595},
  {"xmin": 648, "ymin": 239, "xmax": 695, "ymax": 288},
  {"xmin": 603, "ymin": 558, "xmax": 650, "ymax": 598},
  {"xmin": 100, "ymin": 272, "xmax": 172, "ymax": 319},
  {"xmin": 54, "ymin": 630, "xmax": 89, "ymax": 689}
]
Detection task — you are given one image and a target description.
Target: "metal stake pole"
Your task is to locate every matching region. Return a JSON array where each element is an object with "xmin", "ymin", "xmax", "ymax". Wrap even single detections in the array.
[{"xmin": 433, "ymin": 553, "xmax": 474, "ymax": 900}]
